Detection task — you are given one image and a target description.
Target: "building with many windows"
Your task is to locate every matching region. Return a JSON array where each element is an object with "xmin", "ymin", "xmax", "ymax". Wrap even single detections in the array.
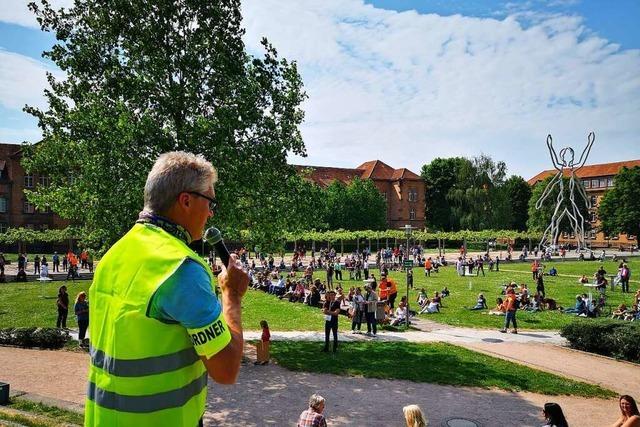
[
  {"xmin": 298, "ymin": 160, "xmax": 425, "ymax": 229},
  {"xmin": 0, "ymin": 143, "xmax": 69, "ymax": 231},
  {"xmin": 528, "ymin": 159, "xmax": 640, "ymax": 249}
]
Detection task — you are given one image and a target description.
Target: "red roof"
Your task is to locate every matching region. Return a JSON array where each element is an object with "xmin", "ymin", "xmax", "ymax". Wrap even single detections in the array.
[
  {"xmin": 528, "ymin": 159, "xmax": 640, "ymax": 185},
  {"xmin": 297, "ymin": 160, "xmax": 423, "ymax": 187}
]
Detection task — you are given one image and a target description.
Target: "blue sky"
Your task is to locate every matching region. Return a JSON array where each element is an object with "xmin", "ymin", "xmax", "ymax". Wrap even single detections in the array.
[{"xmin": 1, "ymin": 0, "xmax": 639, "ymax": 179}]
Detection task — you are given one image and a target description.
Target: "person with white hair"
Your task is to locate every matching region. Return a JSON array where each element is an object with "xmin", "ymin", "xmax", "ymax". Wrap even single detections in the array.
[{"xmin": 297, "ymin": 394, "xmax": 327, "ymax": 427}]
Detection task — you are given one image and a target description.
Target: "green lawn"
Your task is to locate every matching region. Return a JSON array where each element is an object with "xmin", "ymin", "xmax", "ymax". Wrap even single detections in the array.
[
  {"xmin": 270, "ymin": 341, "xmax": 616, "ymax": 397},
  {"xmin": 1, "ymin": 259, "xmax": 638, "ymax": 331}
]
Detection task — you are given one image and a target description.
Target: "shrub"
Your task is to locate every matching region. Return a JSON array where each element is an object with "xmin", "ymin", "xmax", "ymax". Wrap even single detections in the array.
[
  {"xmin": 560, "ymin": 319, "xmax": 640, "ymax": 363},
  {"xmin": 0, "ymin": 327, "xmax": 70, "ymax": 350}
]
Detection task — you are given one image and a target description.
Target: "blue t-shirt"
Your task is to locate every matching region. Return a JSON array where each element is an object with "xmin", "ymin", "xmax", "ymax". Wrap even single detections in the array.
[{"xmin": 148, "ymin": 258, "xmax": 230, "ymax": 358}]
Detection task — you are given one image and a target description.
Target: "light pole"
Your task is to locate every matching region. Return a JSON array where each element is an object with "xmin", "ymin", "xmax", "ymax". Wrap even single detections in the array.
[{"xmin": 403, "ymin": 224, "xmax": 414, "ymax": 328}]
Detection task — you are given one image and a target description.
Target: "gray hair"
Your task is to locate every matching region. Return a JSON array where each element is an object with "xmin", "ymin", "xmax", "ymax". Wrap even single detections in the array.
[
  {"xmin": 308, "ymin": 394, "xmax": 325, "ymax": 411},
  {"xmin": 144, "ymin": 151, "xmax": 218, "ymax": 214}
]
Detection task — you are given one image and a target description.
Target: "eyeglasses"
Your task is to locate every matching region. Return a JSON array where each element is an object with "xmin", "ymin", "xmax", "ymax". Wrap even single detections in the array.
[{"xmin": 186, "ymin": 191, "xmax": 217, "ymax": 212}]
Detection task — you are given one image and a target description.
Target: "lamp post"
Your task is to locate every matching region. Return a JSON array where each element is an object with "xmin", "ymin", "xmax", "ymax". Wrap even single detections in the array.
[{"xmin": 403, "ymin": 224, "xmax": 414, "ymax": 328}]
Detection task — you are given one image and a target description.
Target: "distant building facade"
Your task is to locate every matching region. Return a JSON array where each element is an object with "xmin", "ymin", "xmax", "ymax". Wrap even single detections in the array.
[
  {"xmin": 0, "ymin": 143, "xmax": 69, "ymax": 232},
  {"xmin": 528, "ymin": 160, "xmax": 640, "ymax": 249},
  {"xmin": 299, "ymin": 160, "xmax": 425, "ymax": 230}
]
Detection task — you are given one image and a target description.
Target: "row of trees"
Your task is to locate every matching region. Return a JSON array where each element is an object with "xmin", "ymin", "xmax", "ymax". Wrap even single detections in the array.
[{"xmin": 421, "ymin": 155, "xmax": 532, "ymax": 231}]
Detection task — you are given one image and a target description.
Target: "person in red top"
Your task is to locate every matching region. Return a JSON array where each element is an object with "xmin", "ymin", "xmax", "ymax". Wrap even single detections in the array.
[
  {"xmin": 386, "ymin": 275, "xmax": 398, "ymax": 309},
  {"xmin": 531, "ymin": 260, "xmax": 540, "ymax": 280},
  {"xmin": 255, "ymin": 320, "xmax": 270, "ymax": 366},
  {"xmin": 297, "ymin": 394, "xmax": 327, "ymax": 427},
  {"xmin": 424, "ymin": 258, "xmax": 433, "ymax": 277}
]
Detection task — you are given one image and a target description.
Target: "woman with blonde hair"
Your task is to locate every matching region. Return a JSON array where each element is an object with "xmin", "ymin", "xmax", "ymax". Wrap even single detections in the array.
[{"xmin": 403, "ymin": 404, "xmax": 427, "ymax": 427}]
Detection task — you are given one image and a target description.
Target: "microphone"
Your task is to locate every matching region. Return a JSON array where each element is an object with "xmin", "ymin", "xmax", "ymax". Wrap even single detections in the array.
[{"xmin": 203, "ymin": 227, "xmax": 230, "ymax": 268}]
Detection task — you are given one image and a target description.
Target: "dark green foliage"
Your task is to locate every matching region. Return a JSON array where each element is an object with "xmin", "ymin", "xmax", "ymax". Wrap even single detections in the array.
[
  {"xmin": 421, "ymin": 157, "xmax": 468, "ymax": 230},
  {"xmin": 527, "ymin": 176, "xmax": 591, "ymax": 234},
  {"xmin": 0, "ymin": 327, "xmax": 70, "ymax": 349},
  {"xmin": 323, "ymin": 178, "xmax": 387, "ymax": 230},
  {"xmin": 23, "ymin": 0, "xmax": 307, "ymax": 251},
  {"xmin": 599, "ymin": 166, "xmax": 640, "ymax": 239},
  {"xmin": 503, "ymin": 175, "xmax": 532, "ymax": 231},
  {"xmin": 560, "ymin": 319, "xmax": 640, "ymax": 363}
]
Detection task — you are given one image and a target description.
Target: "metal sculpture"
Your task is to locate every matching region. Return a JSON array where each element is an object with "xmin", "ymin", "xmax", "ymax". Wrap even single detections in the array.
[{"xmin": 536, "ymin": 132, "xmax": 595, "ymax": 250}]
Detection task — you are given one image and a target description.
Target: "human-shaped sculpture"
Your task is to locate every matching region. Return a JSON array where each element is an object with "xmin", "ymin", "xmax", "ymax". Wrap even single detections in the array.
[{"xmin": 536, "ymin": 132, "xmax": 595, "ymax": 250}]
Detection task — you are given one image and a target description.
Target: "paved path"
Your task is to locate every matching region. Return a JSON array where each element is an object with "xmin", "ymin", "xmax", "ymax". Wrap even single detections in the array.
[{"xmin": 3, "ymin": 320, "xmax": 638, "ymax": 426}]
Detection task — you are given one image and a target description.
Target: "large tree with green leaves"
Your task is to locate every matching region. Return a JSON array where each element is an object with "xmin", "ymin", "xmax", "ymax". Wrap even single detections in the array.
[
  {"xmin": 527, "ymin": 176, "xmax": 590, "ymax": 236},
  {"xmin": 22, "ymin": 0, "xmax": 307, "ymax": 251},
  {"xmin": 598, "ymin": 166, "xmax": 640, "ymax": 239},
  {"xmin": 421, "ymin": 157, "xmax": 468, "ymax": 230},
  {"xmin": 502, "ymin": 175, "xmax": 532, "ymax": 231},
  {"xmin": 324, "ymin": 178, "xmax": 386, "ymax": 230}
]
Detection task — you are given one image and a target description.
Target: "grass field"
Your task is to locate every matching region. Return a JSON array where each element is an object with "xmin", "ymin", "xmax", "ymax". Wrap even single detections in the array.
[
  {"xmin": 270, "ymin": 341, "xmax": 616, "ymax": 397},
  {"xmin": 0, "ymin": 258, "xmax": 637, "ymax": 331}
]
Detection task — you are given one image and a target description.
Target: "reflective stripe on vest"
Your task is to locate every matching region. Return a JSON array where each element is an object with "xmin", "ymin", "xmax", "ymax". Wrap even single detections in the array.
[
  {"xmin": 87, "ymin": 372, "xmax": 207, "ymax": 413},
  {"xmin": 90, "ymin": 346, "xmax": 200, "ymax": 377}
]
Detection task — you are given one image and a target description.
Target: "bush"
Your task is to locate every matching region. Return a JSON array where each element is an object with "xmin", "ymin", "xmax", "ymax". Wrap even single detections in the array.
[
  {"xmin": 560, "ymin": 319, "xmax": 640, "ymax": 363},
  {"xmin": 0, "ymin": 327, "xmax": 70, "ymax": 349}
]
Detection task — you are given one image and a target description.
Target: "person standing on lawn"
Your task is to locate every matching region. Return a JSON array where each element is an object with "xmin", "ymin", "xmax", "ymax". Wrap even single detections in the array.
[
  {"xmin": 500, "ymin": 288, "xmax": 518, "ymax": 334},
  {"xmin": 322, "ymin": 290, "xmax": 341, "ymax": 353}
]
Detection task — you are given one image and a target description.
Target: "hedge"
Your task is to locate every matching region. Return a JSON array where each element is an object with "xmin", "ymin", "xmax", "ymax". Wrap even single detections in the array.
[
  {"xmin": 560, "ymin": 319, "xmax": 640, "ymax": 363},
  {"xmin": 0, "ymin": 327, "xmax": 70, "ymax": 349}
]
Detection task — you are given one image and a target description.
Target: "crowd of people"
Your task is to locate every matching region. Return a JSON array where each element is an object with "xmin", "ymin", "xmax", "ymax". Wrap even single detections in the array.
[{"xmin": 0, "ymin": 249, "xmax": 93, "ymax": 283}]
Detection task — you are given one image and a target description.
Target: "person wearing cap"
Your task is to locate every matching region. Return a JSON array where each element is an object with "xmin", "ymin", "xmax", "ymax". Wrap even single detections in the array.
[
  {"xmin": 499, "ymin": 288, "xmax": 518, "ymax": 334},
  {"xmin": 322, "ymin": 290, "xmax": 341, "ymax": 352}
]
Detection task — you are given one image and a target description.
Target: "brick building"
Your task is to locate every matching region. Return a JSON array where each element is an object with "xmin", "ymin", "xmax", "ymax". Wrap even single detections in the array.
[
  {"xmin": 298, "ymin": 160, "xmax": 425, "ymax": 229},
  {"xmin": 0, "ymin": 142, "xmax": 68, "ymax": 232},
  {"xmin": 528, "ymin": 159, "xmax": 640, "ymax": 249}
]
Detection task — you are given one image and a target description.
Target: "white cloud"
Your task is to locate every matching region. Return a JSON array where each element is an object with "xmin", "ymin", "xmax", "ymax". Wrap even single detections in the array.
[
  {"xmin": 0, "ymin": 49, "xmax": 61, "ymax": 111},
  {"xmin": 0, "ymin": 0, "xmax": 73, "ymax": 28},
  {"xmin": 242, "ymin": 0, "xmax": 640, "ymax": 178}
]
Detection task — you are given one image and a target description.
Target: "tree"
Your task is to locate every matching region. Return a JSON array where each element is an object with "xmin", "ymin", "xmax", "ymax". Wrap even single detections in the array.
[
  {"xmin": 599, "ymin": 166, "xmax": 640, "ymax": 239},
  {"xmin": 527, "ymin": 176, "xmax": 590, "ymax": 237},
  {"xmin": 23, "ymin": 0, "xmax": 307, "ymax": 251},
  {"xmin": 502, "ymin": 175, "xmax": 532, "ymax": 231},
  {"xmin": 421, "ymin": 157, "xmax": 468, "ymax": 230},
  {"xmin": 323, "ymin": 178, "xmax": 386, "ymax": 230}
]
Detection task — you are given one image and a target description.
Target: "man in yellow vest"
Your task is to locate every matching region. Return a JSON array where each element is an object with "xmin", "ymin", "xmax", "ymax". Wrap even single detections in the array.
[{"xmin": 85, "ymin": 152, "xmax": 249, "ymax": 426}]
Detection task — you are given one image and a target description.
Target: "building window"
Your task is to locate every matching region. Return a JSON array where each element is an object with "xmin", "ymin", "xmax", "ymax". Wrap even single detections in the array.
[
  {"xmin": 382, "ymin": 192, "xmax": 387, "ymax": 200},
  {"xmin": 0, "ymin": 197, "xmax": 6, "ymax": 213},
  {"xmin": 409, "ymin": 208, "xmax": 416, "ymax": 220},
  {"xmin": 38, "ymin": 176, "xmax": 50, "ymax": 187},
  {"xmin": 591, "ymin": 179, "xmax": 598, "ymax": 188},
  {"xmin": 562, "ymin": 232, "xmax": 568, "ymax": 238},
  {"xmin": 607, "ymin": 177, "xmax": 614, "ymax": 187},
  {"xmin": 23, "ymin": 201, "xmax": 35, "ymax": 214},
  {"xmin": 0, "ymin": 223, "xmax": 7, "ymax": 233},
  {"xmin": 599, "ymin": 178, "xmax": 607, "ymax": 188},
  {"xmin": 629, "ymin": 235, "xmax": 637, "ymax": 241},
  {"xmin": 590, "ymin": 195, "xmax": 597, "ymax": 206},
  {"xmin": 407, "ymin": 189, "xmax": 419, "ymax": 202},
  {"xmin": 590, "ymin": 212, "xmax": 597, "ymax": 222},
  {"xmin": 24, "ymin": 174, "xmax": 34, "ymax": 188},
  {"xmin": 583, "ymin": 180, "xmax": 590, "ymax": 188},
  {"xmin": 589, "ymin": 230, "xmax": 597, "ymax": 239}
]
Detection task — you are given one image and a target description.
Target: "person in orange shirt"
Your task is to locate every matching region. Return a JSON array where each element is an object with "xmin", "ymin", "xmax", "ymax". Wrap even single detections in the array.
[
  {"xmin": 531, "ymin": 260, "xmax": 540, "ymax": 281},
  {"xmin": 381, "ymin": 273, "xmax": 398, "ymax": 309},
  {"xmin": 499, "ymin": 288, "xmax": 518, "ymax": 334},
  {"xmin": 378, "ymin": 278, "xmax": 389, "ymax": 301},
  {"xmin": 424, "ymin": 258, "xmax": 433, "ymax": 277}
]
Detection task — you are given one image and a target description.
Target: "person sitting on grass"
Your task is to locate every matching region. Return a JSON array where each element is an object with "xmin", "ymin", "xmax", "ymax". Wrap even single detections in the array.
[
  {"xmin": 416, "ymin": 288, "xmax": 428, "ymax": 308},
  {"xmin": 470, "ymin": 293, "xmax": 488, "ymax": 310},
  {"xmin": 578, "ymin": 274, "xmax": 589, "ymax": 284},
  {"xmin": 441, "ymin": 286, "xmax": 450, "ymax": 297},
  {"xmin": 612, "ymin": 304, "xmax": 628, "ymax": 320},
  {"xmin": 391, "ymin": 300, "xmax": 408, "ymax": 326},
  {"xmin": 488, "ymin": 297, "xmax": 505, "ymax": 315},
  {"xmin": 548, "ymin": 266, "xmax": 557, "ymax": 276},
  {"xmin": 563, "ymin": 295, "xmax": 587, "ymax": 316},
  {"xmin": 16, "ymin": 267, "xmax": 27, "ymax": 282},
  {"xmin": 306, "ymin": 285, "xmax": 321, "ymax": 308},
  {"xmin": 623, "ymin": 304, "xmax": 639, "ymax": 322},
  {"xmin": 419, "ymin": 297, "xmax": 440, "ymax": 314}
]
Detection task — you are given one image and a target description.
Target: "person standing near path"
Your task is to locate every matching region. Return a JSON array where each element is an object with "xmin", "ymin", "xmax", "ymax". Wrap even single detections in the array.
[
  {"xmin": 74, "ymin": 291, "xmax": 89, "ymax": 342},
  {"xmin": 322, "ymin": 290, "xmax": 341, "ymax": 353},
  {"xmin": 499, "ymin": 288, "xmax": 518, "ymax": 334},
  {"xmin": 610, "ymin": 395, "xmax": 640, "ymax": 427},
  {"xmin": 541, "ymin": 402, "xmax": 568, "ymax": 427},
  {"xmin": 364, "ymin": 284, "xmax": 378, "ymax": 336},
  {"xmin": 297, "ymin": 394, "xmax": 327, "ymax": 427},
  {"xmin": 56, "ymin": 285, "xmax": 69, "ymax": 329},
  {"xmin": 536, "ymin": 275, "xmax": 546, "ymax": 299},
  {"xmin": 85, "ymin": 152, "xmax": 249, "ymax": 427},
  {"xmin": 255, "ymin": 320, "xmax": 270, "ymax": 365},
  {"xmin": 52, "ymin": 251, "xmax": 59, "ymax": 272},
  {"xmin": 620, "ymin": 264, "xmax": 631, "ymax": 293}
]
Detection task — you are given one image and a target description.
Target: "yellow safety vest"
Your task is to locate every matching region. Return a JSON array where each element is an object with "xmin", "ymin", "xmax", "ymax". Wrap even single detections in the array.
[{"xmin": 85, "ymin": 223, "xmax": 211, "ymax": 427}]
